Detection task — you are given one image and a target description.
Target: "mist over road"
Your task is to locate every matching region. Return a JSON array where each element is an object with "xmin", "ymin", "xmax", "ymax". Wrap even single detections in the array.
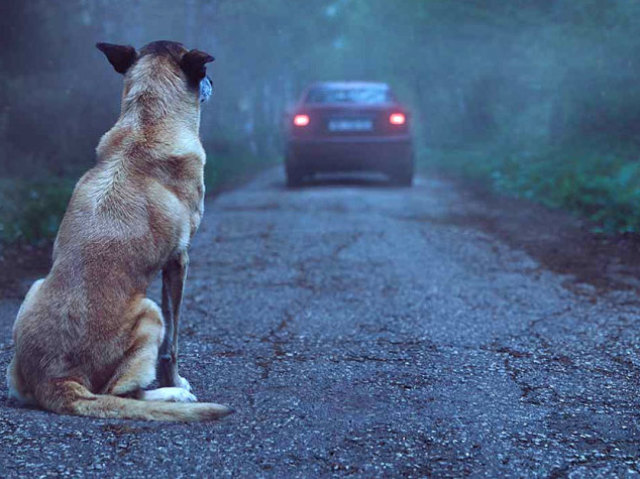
[{"xmin": 1, "ymin": 168, "xmax": 639, "ymax": 477}]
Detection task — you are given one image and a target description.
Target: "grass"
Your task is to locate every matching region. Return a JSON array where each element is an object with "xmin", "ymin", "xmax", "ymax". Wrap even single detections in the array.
[
  {"xmin": 0, "ymin": 153, "xmax": 278, "ymax": 246},
  {"xmin": 422, "ymin": 144, "xmax": 640, "ymax": 233},
  {"xmin": 0, "ymin": 178, "xmax": 75, "ymax": 245},
  {"xmin": 203, "ymin": 152, "xmax": 278, "ymax": 195}
]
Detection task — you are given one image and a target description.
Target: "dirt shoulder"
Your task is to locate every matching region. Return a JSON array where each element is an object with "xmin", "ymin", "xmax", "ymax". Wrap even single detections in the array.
[{"xmin": 433, "ymin": 174, "xmax": 640, "ymax": 296}]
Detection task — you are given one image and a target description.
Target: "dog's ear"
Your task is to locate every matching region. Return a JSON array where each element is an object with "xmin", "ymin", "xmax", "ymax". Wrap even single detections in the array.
[
  {"xmin": 96, "ymin": 43, "xmax": 138, "ymax": 74},
  {"xmin": 180, "ymin": 49, "xmax": 215, "ymax": 83}
]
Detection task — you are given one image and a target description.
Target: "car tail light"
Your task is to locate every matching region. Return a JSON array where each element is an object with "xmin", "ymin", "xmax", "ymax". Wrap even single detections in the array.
[
  {"xmin": 389, "ymin": 113, "xmax": 406, "ymax": 125},
  {"xmin": 293, "ymin": 114, "xmax": 310, "ymax": 127}
]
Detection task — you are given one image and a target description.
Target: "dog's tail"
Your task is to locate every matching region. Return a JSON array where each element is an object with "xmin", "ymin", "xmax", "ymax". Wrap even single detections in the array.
[{"xmin": 36, "ymin": 380, "xmax": 233, "ymax": 422}]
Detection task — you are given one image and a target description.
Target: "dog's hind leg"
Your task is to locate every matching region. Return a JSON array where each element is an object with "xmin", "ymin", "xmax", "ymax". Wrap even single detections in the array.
[
  {"xmin": 7, "ymin": 278, "xmax": 45, "ymax": 404},
  {"xmin": 101, "ymin": 298, "xmax": 174, "ymax": 397},
  {"xmin": 157, "ymin": 250, "xmax": 192, "ymax": 391},
  {"xmin": 12, "ymin": 278, "xmax": 45, "ymax": 334},
  {"xmin": 6, "ymin": 356, "xmax": 36, "ymax": 405}
]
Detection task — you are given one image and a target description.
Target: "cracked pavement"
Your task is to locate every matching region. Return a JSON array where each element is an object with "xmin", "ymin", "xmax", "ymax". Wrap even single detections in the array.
[{"xmin": 1, "ymin": 168, "xmax": 639, "ymax": 478}]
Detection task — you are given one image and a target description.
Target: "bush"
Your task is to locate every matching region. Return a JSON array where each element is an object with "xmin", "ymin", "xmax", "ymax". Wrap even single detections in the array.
[
  {"xmin": 424, "ymin": 144, "xmax": 640, "ymax": 233},
  {"xmin": 0, "ymin": 179, "xmax": 74, "ymax": 245},
  {"xmin": 203, "ymin": 150, "xmax": 278, "ymax": 192}
]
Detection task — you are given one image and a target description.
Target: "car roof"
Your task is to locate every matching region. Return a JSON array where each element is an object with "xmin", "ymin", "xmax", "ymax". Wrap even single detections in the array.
[{"xmin": 308, "ymin": 81, "xmax": 390, "ymax": 90}]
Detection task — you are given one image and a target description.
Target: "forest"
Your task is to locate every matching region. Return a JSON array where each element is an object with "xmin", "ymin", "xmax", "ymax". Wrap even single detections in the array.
[{"xmin": 1, "ymin": 0, "xmax": 639, "ymax": 244}]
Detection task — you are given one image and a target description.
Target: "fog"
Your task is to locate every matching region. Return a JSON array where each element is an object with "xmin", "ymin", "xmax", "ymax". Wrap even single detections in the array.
[{"xmin": 1, "ymin": 1, "xmax": 639, "ymax": 240}]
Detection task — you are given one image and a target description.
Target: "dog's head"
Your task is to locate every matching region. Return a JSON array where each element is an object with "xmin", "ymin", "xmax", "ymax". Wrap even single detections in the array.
[{"xmin": 96, "ymin": 40, "xmax": 214, "ymax": 105}]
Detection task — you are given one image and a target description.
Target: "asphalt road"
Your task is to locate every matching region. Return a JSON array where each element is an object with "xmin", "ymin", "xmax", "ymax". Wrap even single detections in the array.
[{"xmin": 1, "ymin": 168, "xmax": 639, "ymax": 478}]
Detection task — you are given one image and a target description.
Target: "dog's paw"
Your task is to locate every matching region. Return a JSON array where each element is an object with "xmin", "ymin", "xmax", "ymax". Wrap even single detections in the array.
[
  {"xmin": 168, "ymin": 388, "xmax": 197, "ymax": 403},
  {"xmin": 176, "ymin": 375, "xmax": 192, "ymax": 392},
  {"xmin": 143, "ymin": 387, "xmax": 198, "ymax": 403}
]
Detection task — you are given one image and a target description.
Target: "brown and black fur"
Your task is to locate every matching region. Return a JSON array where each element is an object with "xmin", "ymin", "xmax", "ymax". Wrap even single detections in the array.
[{"xmin": 6, "ymin": 41, "xmax": 231, "ymax": 421}]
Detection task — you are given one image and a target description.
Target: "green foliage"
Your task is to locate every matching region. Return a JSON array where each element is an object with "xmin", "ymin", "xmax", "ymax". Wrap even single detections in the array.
[
  {"xmin": 203, "ymin": 149, "xmax": 279, "ymax": 193},
  {"xmin": 0, "ymin": 179, "xmax": 74, "ymax": 244},
  {"xmin": 425, "ymin": 145, "xmax": 640, "ymax": 233}
]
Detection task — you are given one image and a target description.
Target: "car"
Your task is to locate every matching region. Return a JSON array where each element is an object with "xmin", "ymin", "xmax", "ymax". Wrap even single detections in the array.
[{"xmin": 284, "ymin": 81, "xmax": 414, "ymax": 187}]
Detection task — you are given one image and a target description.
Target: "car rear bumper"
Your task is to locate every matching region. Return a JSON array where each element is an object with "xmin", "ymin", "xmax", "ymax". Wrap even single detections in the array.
[{"xmin": 286, "ymin": 135, "xmax": 413, "ymax": 173}]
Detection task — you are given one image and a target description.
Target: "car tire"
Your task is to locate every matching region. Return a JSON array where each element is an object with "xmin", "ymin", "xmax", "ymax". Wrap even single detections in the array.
[
  {"xmin": 286, "ymin": 166, "xmax": 304, "ymax": 188},
  {"xmin": 391, "ymin": 153, "xmax": 414, "ymax": 186},
  {"xmin": 392, "ymin": 169, "xmax": 413, "ymax": 187}
]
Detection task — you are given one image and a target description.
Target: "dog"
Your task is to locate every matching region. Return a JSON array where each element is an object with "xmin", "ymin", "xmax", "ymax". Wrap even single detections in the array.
[{"xmin": 5, "ymin": 41, "xmax": 232, "ymax": 421}]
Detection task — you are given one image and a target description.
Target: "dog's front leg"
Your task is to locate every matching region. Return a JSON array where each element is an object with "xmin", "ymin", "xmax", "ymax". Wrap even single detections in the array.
[{"xmin": 157, "ymin": 250, "xmax": 190, "ymax": 390}]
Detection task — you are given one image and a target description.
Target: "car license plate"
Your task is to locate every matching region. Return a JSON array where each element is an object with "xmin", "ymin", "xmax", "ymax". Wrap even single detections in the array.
[{"xmin": 328, "ymin": 119, "xmax": 373, "ymax": 132}]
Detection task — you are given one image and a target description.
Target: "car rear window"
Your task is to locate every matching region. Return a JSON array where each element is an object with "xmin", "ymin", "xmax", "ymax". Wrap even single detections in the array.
[{"xmin": 305, "ymin": 87, "xmax": 391, "ymax": 104}]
